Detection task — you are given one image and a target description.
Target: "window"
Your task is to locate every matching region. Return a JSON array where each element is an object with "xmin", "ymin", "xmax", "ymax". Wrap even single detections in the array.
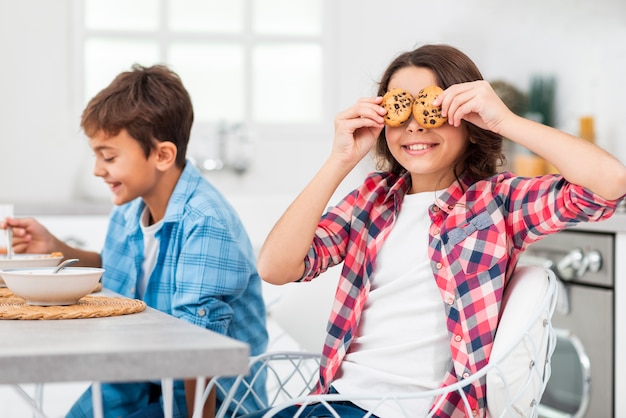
[{"xmin": 75, "ymin": 0, "xmax": 331, "ymax": 131}]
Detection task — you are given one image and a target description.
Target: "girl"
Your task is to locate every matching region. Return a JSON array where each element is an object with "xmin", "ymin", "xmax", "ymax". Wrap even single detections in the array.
[{"xmin": 253, "ymin": 44, "xmax": 626, "ymax": 417}]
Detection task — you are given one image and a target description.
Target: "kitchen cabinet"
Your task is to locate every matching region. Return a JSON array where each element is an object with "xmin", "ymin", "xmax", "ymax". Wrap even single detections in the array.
[{"xmin": 30, "ymin": 215, "xmax": 108, "ymax": 253}]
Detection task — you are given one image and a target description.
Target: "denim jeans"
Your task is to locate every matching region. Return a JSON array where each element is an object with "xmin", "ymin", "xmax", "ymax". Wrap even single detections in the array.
[
  {"xmin": 240, "ymin": 387, "xmax": 376, "ymax": 418},
  {"xmin": 126, "ymin": 402, "xmax": 165, "ymax": 418}
]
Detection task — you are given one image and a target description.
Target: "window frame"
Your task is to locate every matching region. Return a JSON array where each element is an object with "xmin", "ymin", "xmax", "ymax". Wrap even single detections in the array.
[{"xmin": 71, "ymin": 0, "xmax": 337, "ymax": 142}]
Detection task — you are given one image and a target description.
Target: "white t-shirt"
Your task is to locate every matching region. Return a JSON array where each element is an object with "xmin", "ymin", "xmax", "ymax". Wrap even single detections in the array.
[
  {"xmin": 332, "ymin": 191, "xmax": 451, "ymax": 417},
  {"xmin": 138, "ymin": 207, "xmax": 163, "ymax": 299}
]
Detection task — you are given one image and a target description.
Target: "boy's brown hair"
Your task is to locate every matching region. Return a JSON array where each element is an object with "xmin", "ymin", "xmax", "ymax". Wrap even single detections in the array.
[{"xmin": 81, "ymin": 64, "xmax": 194, "ymax": 168}]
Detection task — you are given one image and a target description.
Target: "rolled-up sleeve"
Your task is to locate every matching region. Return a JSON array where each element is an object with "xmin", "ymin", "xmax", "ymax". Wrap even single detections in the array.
[{"xmin": 499, "ymin": 174, "xmax": 620, "ymax": 249}]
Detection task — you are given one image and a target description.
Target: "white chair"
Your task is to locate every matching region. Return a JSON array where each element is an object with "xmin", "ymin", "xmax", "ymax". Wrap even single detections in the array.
[{"xmin": 206, "ymin": 266, "xmax": 559, "ymax": 418}]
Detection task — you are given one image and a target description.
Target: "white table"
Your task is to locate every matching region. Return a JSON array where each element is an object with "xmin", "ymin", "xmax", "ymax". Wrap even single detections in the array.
[{"xmin": 0, "ymin": 293, "xmax": 250, "ymax": 417}]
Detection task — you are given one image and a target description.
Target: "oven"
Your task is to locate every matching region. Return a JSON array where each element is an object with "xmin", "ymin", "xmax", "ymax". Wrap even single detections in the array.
[{"xmin": 520, "ymin": 229, "xmax": 614, "ymax": 418}]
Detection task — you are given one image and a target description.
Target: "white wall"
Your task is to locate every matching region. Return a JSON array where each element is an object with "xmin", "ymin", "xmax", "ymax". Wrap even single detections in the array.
[
  {"xmin": 1, "ymin": 0, "xmax": 625, "ymax": 210},
  {"xmin": 332, "ymin": 0, "xmax": 626, "ymax": 157}
]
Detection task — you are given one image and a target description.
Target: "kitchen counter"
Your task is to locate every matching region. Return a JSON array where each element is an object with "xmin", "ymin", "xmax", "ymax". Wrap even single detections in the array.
[
  {"xmin": 12, "ymin": 196, "xmax": 624, "ymax": 226},
  {"xmin": 10, "ymin": 195, "xmax": 294, "ymax": 249},
  {"xmin": 14, "ymin": 201, "xmax": 113, "ymax": 217},
  {"xmin": 571, "ymin": 212, "xmax": 626, "ymax": 234}
]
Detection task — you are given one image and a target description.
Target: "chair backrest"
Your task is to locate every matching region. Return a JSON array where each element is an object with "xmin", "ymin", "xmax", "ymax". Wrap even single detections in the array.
[
  {"xmin": 211, "ymin": 266, "xmax": 559, "ymax": 418},
  {"xmin": 486, "ymin": 265, "xmax": 559, "ymax": 417}
]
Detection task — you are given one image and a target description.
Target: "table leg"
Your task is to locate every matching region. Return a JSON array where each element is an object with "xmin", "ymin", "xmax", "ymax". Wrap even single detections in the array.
[
  {"xmin": 161, "ymin": 378, "xmax": 174, "ymax": 418},
  {"xmin": 91, "ymin": 382, "xmax": 103, "ymax": 418}
]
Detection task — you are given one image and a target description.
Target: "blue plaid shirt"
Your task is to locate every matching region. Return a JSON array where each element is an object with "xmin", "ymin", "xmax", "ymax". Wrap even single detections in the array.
[{"xmin": 67, "ymin": 162, "xmax": 267, "ymax": 418}]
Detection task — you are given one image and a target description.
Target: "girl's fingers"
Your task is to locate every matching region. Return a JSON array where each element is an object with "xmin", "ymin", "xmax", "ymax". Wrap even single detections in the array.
[
  {"xmin": 437, "ymin": 84, "xmax": 472, "ymax": 124},
  {"xmin": 447, "ymin": 91, "xmax": 476, "ymax": 126},
  {"xmin": 337, "ymin": 99, "xmax": 385, "ymax": 133},
  {"xmin": 336, "ymin": 98, "xmax": 386, "ymax": 126},
  {"xmin": 437, "ymin": 81, "xmax": 505, "ymax": 129}
]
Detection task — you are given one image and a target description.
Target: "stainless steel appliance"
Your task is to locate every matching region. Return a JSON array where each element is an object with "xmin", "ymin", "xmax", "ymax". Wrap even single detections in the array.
[{"xmin": 520, "ymin": 229, "xmax": 614, "ymax": 418}]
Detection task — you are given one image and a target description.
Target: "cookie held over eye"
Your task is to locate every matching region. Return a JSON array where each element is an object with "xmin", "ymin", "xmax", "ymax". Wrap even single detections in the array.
[
  {"xmin": 382, "ymin": 88, "xmax": 414, "ymax": 127},
  {"xmin": 412, "ymin": 85, "xmax": 447, "ymax": 129}
]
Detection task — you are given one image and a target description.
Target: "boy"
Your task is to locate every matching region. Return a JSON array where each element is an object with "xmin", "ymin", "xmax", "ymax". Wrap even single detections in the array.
[{"xmin": 6, "ymin": 64, "xmax": 267, "ymax": 417}]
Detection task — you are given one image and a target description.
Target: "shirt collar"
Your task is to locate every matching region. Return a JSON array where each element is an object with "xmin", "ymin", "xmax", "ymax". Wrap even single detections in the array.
[
  {"xmin": 164, "ymin": 160, "xmax": 202, "ymax": 223},
  {"xmin": 433, "ymin": 171, "xmax": 475, "ymax": 214},
  {"xmin": 387, "ymin": 170, "xmax": 476, "ymax": 214},
  {"xmin": 384, "ymin": 172, "xmax": 411, "ymax": 205},
  {"xmin": 122, "ymin": 159, "xmax": 201, "ymax": 228}
]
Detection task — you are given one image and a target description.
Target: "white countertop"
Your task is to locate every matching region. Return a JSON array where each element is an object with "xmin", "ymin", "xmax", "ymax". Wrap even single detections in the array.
[
  {"xmin": 571, "ymin": 212, "xmax": 626, "ymax": 234},
  {"xmin": 14, "ymin": 201, "xmax": 113, "ymax": 217}
]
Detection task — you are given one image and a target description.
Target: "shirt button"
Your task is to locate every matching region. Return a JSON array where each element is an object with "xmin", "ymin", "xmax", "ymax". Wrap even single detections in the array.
[
  {"xmin": 433, "ymin": 228, "xmax": 440, "ymax": 235},
  {"xmin": 472, "ymin": 409, "xmax": 478, "ymax": 416},
  {"xmin": 447, "ymin": 297, "xmax": 454, "ymax": 305},
  {"xmin": 454, "ymin": 334, "xmax": 462, "ymax": 342},
  {"xmin": 463, "ymin": 372, "xmax": 470, "ymax": 379},
  {"xmin": 432, "ymin": 205, "xmax": 440, "ymax": 212},
  {"xmin": 198, "ymin": 309, "xmax": 206, "ymax": 317},
  {"xmin": 436, "ymin": 262, "xmax": 443, "ymax": 269}
]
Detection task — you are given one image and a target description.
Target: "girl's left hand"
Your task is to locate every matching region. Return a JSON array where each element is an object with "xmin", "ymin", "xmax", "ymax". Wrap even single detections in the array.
[{"xmin": 434, "ymin": 80, "xmax": 514, "ymax": 134}]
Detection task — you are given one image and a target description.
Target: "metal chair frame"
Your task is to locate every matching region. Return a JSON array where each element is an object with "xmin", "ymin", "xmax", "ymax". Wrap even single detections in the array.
[{"xmin": 204, "ymin": 266, "xmax": 559, "ymax": 418}]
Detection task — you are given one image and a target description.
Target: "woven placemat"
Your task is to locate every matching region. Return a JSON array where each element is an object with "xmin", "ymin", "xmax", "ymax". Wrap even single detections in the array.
[
  {"xmin": 0, "ymin": 288, "xmax": 14, "ymax": 298},
  {"xmin": 0, "ymin": 295, "xmax": 146, "ymax": 320}
]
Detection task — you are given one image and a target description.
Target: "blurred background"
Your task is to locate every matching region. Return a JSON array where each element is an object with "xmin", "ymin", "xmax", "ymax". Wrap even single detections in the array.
[
  {"xmin": 1, "ymin": 0, "xmax": 626, "ymax": 348},
  {"xmin": 1, "ymin": 0, "xmax": 625, "ymax": 217}
]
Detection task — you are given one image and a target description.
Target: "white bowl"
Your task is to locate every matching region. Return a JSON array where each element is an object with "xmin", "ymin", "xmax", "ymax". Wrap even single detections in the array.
[
  {"xmin": 0, "ymin": 254, "xmax": 64, "ymax": 287},
  {"xmin": 0, "ymin": 267, "xmax": 104, "ymax": 306}
]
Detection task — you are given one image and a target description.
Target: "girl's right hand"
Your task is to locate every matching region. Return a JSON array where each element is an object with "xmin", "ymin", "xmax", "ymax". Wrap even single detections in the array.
[{"xmin": 331, "ymin": 96, "xmax": 386, "ymax": 167}]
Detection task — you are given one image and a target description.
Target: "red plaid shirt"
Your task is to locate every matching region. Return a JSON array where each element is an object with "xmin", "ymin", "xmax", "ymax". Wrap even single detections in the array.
[{"xmin": 302, "ymin": 170, "xmax": 619, "ymax": 417}]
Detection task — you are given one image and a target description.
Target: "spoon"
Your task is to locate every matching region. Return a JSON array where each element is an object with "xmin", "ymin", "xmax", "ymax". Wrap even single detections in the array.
[
  {"xmin": 52, "ymin": 258, "xmax": 79, "ymax": 274},
  {"xmin": 6, "ymin": 228, "xmax": 12, "ymax": 259}
]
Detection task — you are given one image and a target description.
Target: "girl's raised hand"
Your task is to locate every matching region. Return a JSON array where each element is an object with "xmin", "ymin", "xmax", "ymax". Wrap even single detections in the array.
[
  {"xmin": 331, "ymin": 96, "xmax": 386, "ymax": 167},
  {"xmin": 434, "ymin": 80, "xmax": 514, "ymax": 134}
]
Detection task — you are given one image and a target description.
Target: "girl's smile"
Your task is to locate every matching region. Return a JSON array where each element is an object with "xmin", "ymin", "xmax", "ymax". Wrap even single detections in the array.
[{"xmin": 404, "ymin": 142, "xmax": 438, "ymax": 152}]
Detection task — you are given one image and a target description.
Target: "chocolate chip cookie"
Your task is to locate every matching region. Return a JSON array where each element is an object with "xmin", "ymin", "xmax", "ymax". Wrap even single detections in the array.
[
  {"xmin": 412, "ymin": 85, "xmax": 447, "ymax": 129},
  {"xmin": 382, "ymin": 88, "xmax": 413, "ymax": 127}
]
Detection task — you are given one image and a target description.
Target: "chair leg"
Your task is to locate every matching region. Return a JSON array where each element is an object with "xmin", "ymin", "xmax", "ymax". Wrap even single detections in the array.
[
  {"xmin": 33, "ymin": 383, "xmax": 44, "ymax": 418},
  {"xmin": 91, "ymin": 382, "xmax": 104, "ymax": 418},
  {"xmin": 192, "ymin": 377, "xmax": 207, "ymax": 418},
  {"xmin": 11, "ymin": 385, "xmax": 48, "ymax": 418}
]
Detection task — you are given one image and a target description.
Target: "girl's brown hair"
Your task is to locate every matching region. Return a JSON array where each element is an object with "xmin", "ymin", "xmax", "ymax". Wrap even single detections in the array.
[{"xmin": 375, "ymin": 44, "xmax": 504, "ymax": 182}]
